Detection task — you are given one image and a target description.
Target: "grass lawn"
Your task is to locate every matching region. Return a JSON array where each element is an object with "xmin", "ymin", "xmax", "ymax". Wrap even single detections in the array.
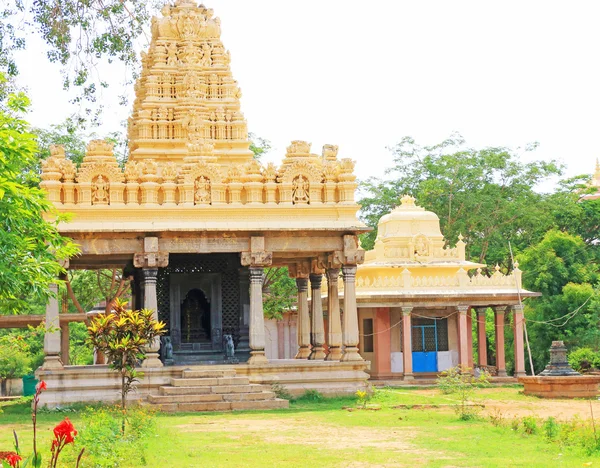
[{"xmin": 1, "ymin": 386, "xmax": 598, "ymax": 467}]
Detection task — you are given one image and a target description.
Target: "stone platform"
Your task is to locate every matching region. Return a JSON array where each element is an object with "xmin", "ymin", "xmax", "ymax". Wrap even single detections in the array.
[
  {"xmin": 35, "ymin": 360, "xmax": 370, "ymax": 409},
  {"xmin": 519, "ymin": 375, "xmax": 600, "ymax": 399}
]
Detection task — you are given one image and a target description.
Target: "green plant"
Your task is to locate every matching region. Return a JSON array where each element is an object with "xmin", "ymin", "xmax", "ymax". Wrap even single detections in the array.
[
  {"xmin": 87, "ymin": 299, "xmax": 165, "ymax": 424},
  {"xmin": 436, "ymin": 366, "xmax": 489, "ymax": 420},
  {"xmin": 543, "ymin": 417, "xmax": 560, "ymax": 440},
  {"xmin": 66, "ymin": 405, "xmax": 155, "ymax": 468},
  {"xmin": 511, "ymin": 417, "xmax": 520, "ymax": 432},
  {"xmin": 271, "ymin": 383, "xmax": 293, "ymax": 401},
  {"xmin": 489, "ymin": 408, "xmax": 505, "ymax": 427},
  {"xmin": 296, "ymin": 389, "xmax": 324, "ymax": 402},
  {"xmin": 0, "ymin": 336, "xmax": 30, "ymax": 396},
  {"xmin": 355, "ymin": 390, "xmax": 371, "ymax": 408},
  {"xmin": 522, "ymin": 416, "xmax": 538, "ymax": 435},
  {"xmin": 568, "ymin": 347, "xmax": 600, "ymax": 373}
]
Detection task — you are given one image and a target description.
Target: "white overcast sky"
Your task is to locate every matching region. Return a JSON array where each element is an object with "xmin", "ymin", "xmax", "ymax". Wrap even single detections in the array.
[{"xmin": 14, "ymin": 0, "xmax": 600, "ymax": 186}]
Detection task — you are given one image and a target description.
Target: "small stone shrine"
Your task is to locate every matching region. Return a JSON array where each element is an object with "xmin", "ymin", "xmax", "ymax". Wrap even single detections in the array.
[{"xmin": 520, "ymin": 341, "xmax": 600, "ymax": 398}]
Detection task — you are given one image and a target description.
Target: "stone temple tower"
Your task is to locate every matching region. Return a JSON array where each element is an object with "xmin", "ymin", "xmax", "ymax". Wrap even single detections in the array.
[{"xmin": 128, "ymin": 0, "xmax": 252, "ymax": 168}]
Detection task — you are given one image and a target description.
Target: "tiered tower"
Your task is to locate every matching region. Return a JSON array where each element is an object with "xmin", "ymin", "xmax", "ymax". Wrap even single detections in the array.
[{"xmin": 128, "ymin": 0, "xmax": 251, "ymax": 166}]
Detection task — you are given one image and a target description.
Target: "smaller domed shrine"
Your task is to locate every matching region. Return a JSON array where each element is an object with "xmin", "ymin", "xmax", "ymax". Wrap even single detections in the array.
[
  {"xmin": 581, "ymin": 160, "xmax": 600, "ymax": 201},
  {"xmin": 348, "ymin": 196, "xmax": 538, "ymax": 381}
]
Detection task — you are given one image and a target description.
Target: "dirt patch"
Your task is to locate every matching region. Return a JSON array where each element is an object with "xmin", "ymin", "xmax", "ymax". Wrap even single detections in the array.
[
  {"xmin": 176, "ymin": 417, "xmax": 442, "ymax": 457},
  {"xmin": 483, "ymin": 398, "xmax": 600, "ymax": 420}
]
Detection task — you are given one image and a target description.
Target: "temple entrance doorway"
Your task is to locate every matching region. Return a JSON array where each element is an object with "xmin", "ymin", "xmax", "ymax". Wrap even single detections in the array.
[
  {"xmin": 169, "ymin": 273, "xmax": 223, "ymax": 357},
  {"xmin": 180, "ymin": 288, "xmax": 211, "ymax": 345}
]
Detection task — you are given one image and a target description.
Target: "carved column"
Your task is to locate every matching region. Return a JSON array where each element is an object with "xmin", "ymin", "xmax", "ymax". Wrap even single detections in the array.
[
  {"xmin": 467, "ymin": 310, "xmax": 474, "ymax": 369},
  {"xmin": 308, "ymin": 273, "xmax": 326, "ymax": 360},
  {"xmin": 457, "ymin": 306, "xmax": 470, "ymax": 369},
  {"xmin": 494, "ymin": 307, "xmax": 507, "ymax": 377},
  {"xmin": 240, "ymin": 237, "xmax": 272, "ymax": 365},
  {"xmin": 325, "ymin": 268, "xmax": 342, "ymax": 360},
  {"xmin": 134, "ymin": 237, "xmax": 169, "ymax": 369},
  {"xmin": 295, "ymin": 277, "xmax": 311, "ymax": 359},
  {"xmin": 476, "ymin": 308, "xmax": 488, "ymax": 367},
  {"xmin": 248, "ymin": 267, "xmax": 268, "ymax": 365},
  {"xmin": 513, "ymin": 304, "xmax": 526, "ymax": 377},
  {"xmin": 341, "ymin": 265, "xmax": 362, "ymax": 361},
  {"xmin": 42, "ymin": 283, "xmax": 63, "ymax": 370},
  {"xmin": 401, "ymin": 307, "xmax": 413, "ymax": 380},
  {"xmin": 60, "ymin": 323, "xmax": 70, "ymax": 366},
  {"xmin": 141, "ymin": 268, "xmax": 162, "ymax": 368}
]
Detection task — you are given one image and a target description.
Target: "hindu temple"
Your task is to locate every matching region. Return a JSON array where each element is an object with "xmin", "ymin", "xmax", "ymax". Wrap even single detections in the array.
[{"xmin": 35, "ymin": 0, "xmax": 370, "ymax": 408}]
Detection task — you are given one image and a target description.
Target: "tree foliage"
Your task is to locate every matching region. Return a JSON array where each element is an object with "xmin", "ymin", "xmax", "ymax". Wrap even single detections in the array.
[
  {"xmin": 517, "ymin": 230, "xmax": 600, "ymax": 372},
  {"xmin": 262, "ymin": 267, "xmax": 296, "ymax": 320},
  {"xmin": 0, "ymin": 77, "xmax": 78, "ymax": 313},
  {"xmin": 2, "ymin": 0, "xmax": 159, "ymax": 120},
  {"xmin": 87, "ymin": 299, "xmax": 165, "ymax": 414},
  {"xmin": 359, "ymin": 134, "xmax": 563, "ymax": 267}
]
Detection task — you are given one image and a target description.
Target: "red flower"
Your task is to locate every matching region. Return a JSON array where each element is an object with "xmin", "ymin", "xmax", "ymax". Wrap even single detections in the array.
[
  {"xmin": 53, "ymin": 418, "xmax": 77, "ymax": 445},
  {"xmin": 36, "ymin": 381, "xmax": 47, "ymax": 392},
  {"xmin": 0, "ymin": 451, "xmax": 23, "ymax": 467}
]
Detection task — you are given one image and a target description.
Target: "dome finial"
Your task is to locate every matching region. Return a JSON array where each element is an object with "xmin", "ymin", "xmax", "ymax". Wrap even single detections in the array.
[{"xmin": 400, "ymin": 194, "xmax": 416, "ymax": 206}]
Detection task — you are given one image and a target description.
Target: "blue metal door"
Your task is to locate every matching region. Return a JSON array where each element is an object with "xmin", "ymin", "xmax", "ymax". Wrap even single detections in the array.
[{"xmin": 412, "ymin": 321, "xmax": 438, "ymax": 373}]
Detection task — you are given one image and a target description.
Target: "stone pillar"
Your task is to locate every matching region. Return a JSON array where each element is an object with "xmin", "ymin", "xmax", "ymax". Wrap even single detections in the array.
[
  {"xmin": 238, "ymin": 267, "xmax": 250, "ymax": 351},
  {"xmin": 308, "ymin": 273, "xmax": 326, "ymax": 360},
  {"xmin": 42, "ymin": 283, "xmax": 63, "ymax": 370},
  {"xmin": 476, "ymin": 308, "xmax": 488, "ymax": 367},
  {"xmin": 457, "ymin": 306, "xmax": 470, "ymax": 369},
  {"xmin": 513, "ymin": 304, "xmax": 526, "ymax": 377},
  {"xmin": 295, "ymin": 277, "xmax": 311, "ymax": 359},
  {"xmin": 277, "ymin": 321, "xmax": 285, "ymax": 359},
  {"xmin": 494, "ymin": 308, "xmax": 507, "ymax": 377},
  {"xmin": 401, "ymin": 307, "xmax": 413, "ymax": 380},
  {"xmin": 325, "ymin": 268, "xmax": 343, "ymax": 361},
  {"xmin": 141, "ymin": 268, "xmax": 163, "ymax": 368},
  {"xmin": 467, "ymin": 310, "xmax": 474, "ymax": 369},
  {"xmin": 248, "ymin": 267, "xmax": 268, "ymax": 365},
  {"xmin": 374, "ymin": 307, "xmax": 392, "ymax": 379},
  {"xmin": 60, "ymin": 323, "xmax": 70, "ymax": 366},
  {"xmin": 341, "ymin": 265, "xmax": 362, "ymax": 362}
]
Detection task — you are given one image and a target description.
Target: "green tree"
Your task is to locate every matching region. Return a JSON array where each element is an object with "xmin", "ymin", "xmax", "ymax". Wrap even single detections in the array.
[
  {"xmin": 0, "ymin": 334, "xmax": 32, "ymax": 395},
  {"xmin": 249, "ymin": 133, "xmax": 272, "ymax": 160},
  {"xmin": 359, "ymin": 134, "xmax": 563, "ymax": 268},
  {"xmin": 263, "ymin": 268, "xmax": 296, "ymax": 320},
  {"xmin": 2, "ymin": 0, "xmax": 158, "ymax": 119},
  {"xmin": 0, "ymin": 76, "xmax": 78, "ymax": 314},
  {"xmin": 517, "ymin": 230, "xmax": 600, "ymax": 372}
]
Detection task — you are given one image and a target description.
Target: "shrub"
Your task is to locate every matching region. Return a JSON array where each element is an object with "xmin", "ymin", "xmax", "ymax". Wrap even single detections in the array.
[
  {"xmin": 568, "ymin": 348, "xmax": 600, "ymax": 373},
  {"xmin": 522, "ymin": 416, "xmax": 538, "ymax": 435},
  {"xmin": 543, "ymin": 417, "xmax": 560, "ymax": 440},
  {"xmin": 296, "ymin": 389, "xmax": 324, "ymax": 402},
  {"xmin": 65, "ymin": 405, "xmax": 155, "ymax": 468},
  {"xmin": 271, "ymin": 383, "xmax": 293, "ymax": 401},
  {"xmin": 436, "ymin": 366, "xmax": 489, "ymax": 421}
]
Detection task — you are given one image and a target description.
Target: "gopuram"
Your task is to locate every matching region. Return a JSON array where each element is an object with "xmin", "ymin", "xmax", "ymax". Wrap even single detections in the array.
[{"xmin": 36, "ymin": 0, "xmax": 370, "ymax": 409}]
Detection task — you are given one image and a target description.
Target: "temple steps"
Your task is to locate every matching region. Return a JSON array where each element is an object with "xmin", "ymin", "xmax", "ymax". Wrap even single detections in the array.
[{"xmin": 147, "ymin": 369, "xmax": 288, "ymax": 412}]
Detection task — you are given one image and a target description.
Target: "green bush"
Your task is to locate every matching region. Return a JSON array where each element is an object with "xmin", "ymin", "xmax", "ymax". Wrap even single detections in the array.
[
  {"xmin": 522, "ymin": 416, "xmax": 538, "ymax": 435},
  {"xmin": 296, "ymin": 389, "xmax": 324, "ymax": 402},
  {"xmin": 543, "ymin": 417, "xmax": 560, "ymax": 440},
  {"xmin": 63, "ymin": 405, "xmax": 156, "ymax": 467},
  {"xmin": 436, "ymin": 366, "xmax": 489, "ymax": 421},
  {"xmin": 568, "ymin": 348, "xmax": 600, "ymax": 373}
]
